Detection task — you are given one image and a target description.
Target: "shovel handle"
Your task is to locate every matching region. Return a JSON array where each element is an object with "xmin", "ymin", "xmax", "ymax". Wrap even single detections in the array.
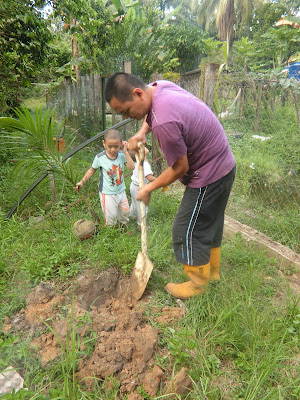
[{"xmin": 135, "ymin": 142, "xmax": 148, "ymax": 255}]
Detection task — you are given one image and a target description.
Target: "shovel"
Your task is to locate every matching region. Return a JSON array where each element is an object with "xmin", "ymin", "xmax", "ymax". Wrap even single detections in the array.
[{"xmin": 130, "ymin": 142, "xmax": 155, "ymax": 300}]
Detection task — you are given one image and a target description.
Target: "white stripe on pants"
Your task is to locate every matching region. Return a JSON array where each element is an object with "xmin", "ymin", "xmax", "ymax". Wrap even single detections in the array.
[{"xmin": 99, "ymin": 191, "xmax": 129, "ymax": 226}]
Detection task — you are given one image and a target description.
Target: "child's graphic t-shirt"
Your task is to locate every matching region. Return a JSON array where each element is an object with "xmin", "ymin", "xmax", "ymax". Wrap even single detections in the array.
[{"xmin": 92, "ymin": 151, "xmax": 127, "ymax": 194}]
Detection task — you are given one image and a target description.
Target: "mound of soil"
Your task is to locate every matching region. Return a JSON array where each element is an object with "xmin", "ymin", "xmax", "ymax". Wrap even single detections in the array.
[{"xmin": 3, "ymin": 269, "xmax": 189, "ymax": 398}]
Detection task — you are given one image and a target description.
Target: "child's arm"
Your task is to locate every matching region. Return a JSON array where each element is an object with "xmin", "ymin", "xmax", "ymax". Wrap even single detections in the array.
[
  {"xmin": 73, "ymin": 167, "xmax": 96, "ymax": 192},
  {"xmin": 122, "ymin": 141, "xmax": 135, "ymax": 170},
  {"xmin": 146, "ymin": 174, "xmax": 156, "ymax": 182},
  {"xmin": 144, "ymin": 160, "xmax": 156, "ymax": 182}
]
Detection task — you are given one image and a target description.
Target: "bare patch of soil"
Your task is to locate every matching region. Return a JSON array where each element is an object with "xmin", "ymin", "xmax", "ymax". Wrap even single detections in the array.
[{"xmin": 2, "ymin": 269, "xmax": 189, "ymax": 398}]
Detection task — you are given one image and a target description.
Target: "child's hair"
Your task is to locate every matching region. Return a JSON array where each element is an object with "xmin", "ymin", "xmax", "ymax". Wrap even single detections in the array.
[
  {"xmin": 128, "ymin": 147, "xmax": 149, "ymax": 162},
  {"xmin": 104, "ymin": 129, "xmax": 122, "ymax": 141},
  {"xmin": 128, "ymin": 150, "xmax": 136, "ymax": 162}
]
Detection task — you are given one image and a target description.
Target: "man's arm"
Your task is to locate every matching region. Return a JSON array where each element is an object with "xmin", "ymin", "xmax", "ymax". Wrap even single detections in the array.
[{"xmin": 136, "ymin": 154, "xmax": 189, "ymax": 205}]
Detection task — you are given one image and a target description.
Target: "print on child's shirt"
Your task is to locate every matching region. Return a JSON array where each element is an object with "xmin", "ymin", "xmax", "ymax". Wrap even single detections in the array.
[{"xmin": 107, "ymin": 164, "xmax": 123, "ymax": 186}]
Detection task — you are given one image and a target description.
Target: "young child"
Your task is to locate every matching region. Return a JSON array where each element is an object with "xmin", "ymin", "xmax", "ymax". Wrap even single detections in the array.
[
  {"xmin": 129, "ymin": 147, "xmax": 156, "ymax": 229},
  {"xmin": 74, "ymin": 129, "xmax": 134, "ymax": 227}
]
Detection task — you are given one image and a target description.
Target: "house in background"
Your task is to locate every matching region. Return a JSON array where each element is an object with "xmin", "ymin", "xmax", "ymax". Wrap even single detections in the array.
[{"xmin": 281, "ymin": 62, "xmax": 300, "ymax": 81}]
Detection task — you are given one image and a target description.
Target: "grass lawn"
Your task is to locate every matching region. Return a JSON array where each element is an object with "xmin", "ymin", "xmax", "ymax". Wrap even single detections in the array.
[
  {"xmin": 0, "ymin": 178, "xmax": 299, "ymax": 399},
  {"xmin": 0, "ymin": 100, "xmax": 299, "ymax": 398}
]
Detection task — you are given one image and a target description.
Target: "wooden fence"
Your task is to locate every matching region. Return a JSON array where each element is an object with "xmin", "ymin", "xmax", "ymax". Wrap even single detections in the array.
[
  {"xmin": 46, "ymin": 67, "xmax": 299, "ymax": 135},
  {"xmin": 46, "ymin": 74, "xmax": 103, "ymax": 131}
]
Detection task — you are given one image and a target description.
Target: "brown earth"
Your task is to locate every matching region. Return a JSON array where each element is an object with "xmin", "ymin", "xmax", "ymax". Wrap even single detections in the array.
[{"xmin": 2, "ymin": 269, "xmax": 190, "ymax": 399}]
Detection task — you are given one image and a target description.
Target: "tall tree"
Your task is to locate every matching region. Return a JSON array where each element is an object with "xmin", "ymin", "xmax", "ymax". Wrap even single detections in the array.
[
  {"xmin": 190, "ymin": 0, "xmax": 257, "ymax": 60},
  {"xmin": 249, "ymin": 1, "xmax": 288, "ymax": 40},
  {"xmin": 158, "ymin": 20, "xmax": 215, "ymax": 72},
  {"xmin": 0, "ymin": 0, "xmax": 51, "ymax": 112},
  {"xmin": 50, "ymin": 0, "xmax": 99, "ymax": 81}
]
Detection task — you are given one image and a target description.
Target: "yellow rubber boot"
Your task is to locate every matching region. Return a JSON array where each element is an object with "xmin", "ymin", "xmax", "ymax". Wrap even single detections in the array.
[
  {"xmin": 210, "ymin": 247, "xmax": 221, "ymax": 281},
  {"xmin": 165, "ymin": 263, "xmax": 210, "ymax": 299}
]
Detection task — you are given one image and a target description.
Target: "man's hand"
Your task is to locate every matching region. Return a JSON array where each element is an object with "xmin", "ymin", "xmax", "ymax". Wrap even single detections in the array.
[
  {"xmin": 136, "ymin": 185, "xmax": 151, "ymax": 206},
  {"xmin": 128, "ymin": 132, "xmax": 147, "ymax": 152},
  {"xmin": 128, "ymin": 119, "xmax": 151, "ymax": 151}
]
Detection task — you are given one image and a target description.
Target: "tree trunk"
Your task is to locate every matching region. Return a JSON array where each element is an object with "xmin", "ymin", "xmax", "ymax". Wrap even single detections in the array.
[
  {"xmin": 226, "ymin": 32, "xmax": 230, "ymax": 70},
  {"xmin": 72, "ymin": 18, "xmax": 80, "ymax": 82}
]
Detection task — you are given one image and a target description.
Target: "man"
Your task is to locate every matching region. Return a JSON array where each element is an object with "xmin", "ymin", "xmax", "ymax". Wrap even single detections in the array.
[{"xmin": 105, "ymin": 72, "xmax": 235, "ymax": 299}]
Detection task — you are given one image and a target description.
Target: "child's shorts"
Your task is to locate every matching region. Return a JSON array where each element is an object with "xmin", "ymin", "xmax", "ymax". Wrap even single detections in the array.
[
  {"xmin": 172, "ymin": 165, "xmax": 236, "ymax": 266},
  {"xmin": 99, "ymin": 190, "xmax": 130, "ymax": 226}
]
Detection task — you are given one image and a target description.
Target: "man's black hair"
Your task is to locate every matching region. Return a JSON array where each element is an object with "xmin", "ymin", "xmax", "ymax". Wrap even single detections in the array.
[{"xmin": 104, "ymin": 73, "xmax": 147, "ymax": 103}]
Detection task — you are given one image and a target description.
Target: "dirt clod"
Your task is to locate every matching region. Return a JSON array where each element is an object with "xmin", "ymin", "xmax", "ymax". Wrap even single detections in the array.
[
  {"xmin": 165, "ymin": 367, "xmax": 193, "ymax": 398},
  {"xmin": 2, "ymin": 268, "xmax": 186, "ymax": 397}
]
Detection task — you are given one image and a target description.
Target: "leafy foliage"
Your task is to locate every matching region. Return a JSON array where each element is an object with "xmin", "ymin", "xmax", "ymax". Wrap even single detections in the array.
[
  {"xmin": 0, "ymin": 107, "xmax": 79, "ymax": 185},
  {"xmin": 0, "ymin": 1, "xmax": 51, "ymax": 112},
  {"xmin": 157, "ymin": 20, "xmax": 212, "ymax": 72},
  {"xmin": 96, "ymin": 6, "xmax": 180, "ymax": 80}
]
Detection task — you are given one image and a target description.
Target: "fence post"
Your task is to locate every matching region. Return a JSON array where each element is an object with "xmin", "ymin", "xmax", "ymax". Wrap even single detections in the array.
[
  {"xmin": 152, "ymin": 136, "xmax": 163, "ymax": 176},
  {"xmin": 239, "ymin": 87, "xmax": 245, "ymax": 121},
  {"xmin": 101, "ymin": 76, "xmax": 106, "ymax": 131},
  {"xmin": 290, "ymin": 88, "xmax": 300, "ymax": 127},
  {"xmin": 123, "ymin": 61, "xmax": 132, "ymax": 139},
  {"xmin": 94, "ymin": 74, "xmax": 101, "ymax": 123},
  {"xmin": 254, "ymin": 82, "xmax": 263, "ymax": 132},
  {"xmin": 200, "ymin": 63, "xmax": 220, "ymax": 113},
  {"xmin": 150, "ymin": 72, "xmax": 164, "ymax": 175},
  {"xmin": 270, "ymin": 87, "xmax": 276, "ymax": 117}
]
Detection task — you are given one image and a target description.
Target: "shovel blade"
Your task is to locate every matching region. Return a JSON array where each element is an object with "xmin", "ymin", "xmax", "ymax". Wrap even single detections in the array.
[{"xmin": 130, "ymin": 251, "xmax": 154, "ymax": 300}]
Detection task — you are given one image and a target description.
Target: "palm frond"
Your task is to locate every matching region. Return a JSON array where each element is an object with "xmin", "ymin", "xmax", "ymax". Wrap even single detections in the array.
[{"xmin": 0, "ymin": 106, "xmax": 76, "ymax": 184}]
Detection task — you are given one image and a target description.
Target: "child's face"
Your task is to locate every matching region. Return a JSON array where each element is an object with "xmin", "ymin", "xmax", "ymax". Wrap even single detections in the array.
[{"xmin": 103, "ymin": 138, "xmax": 122, "ymax": 159}]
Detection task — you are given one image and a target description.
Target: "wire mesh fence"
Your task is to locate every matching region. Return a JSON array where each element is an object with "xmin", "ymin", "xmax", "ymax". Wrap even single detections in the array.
[
  {"xmin": 215, "ymin": 73, "xmax": 300, "ymax": 254},
  {"xmin": 40, "ymin": 70, "xmax": 300, "ymax": 254},
  {"xmin": 226, "ymin": 154, "xmax": 300, "ymax": 253}
]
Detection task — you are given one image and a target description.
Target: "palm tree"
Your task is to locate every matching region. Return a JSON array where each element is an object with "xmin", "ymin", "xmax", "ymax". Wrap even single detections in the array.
[
  {"xmin": 190, "ymin": 0, "xmax": 255, "ymax": 61},
  {"xmin": 0, "ymin": 107, "xmax": 75, "ymax": 186}
]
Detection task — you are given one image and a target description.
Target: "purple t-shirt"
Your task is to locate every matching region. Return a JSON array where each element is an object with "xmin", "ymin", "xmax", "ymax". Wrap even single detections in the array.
[{"xmin": 146, "ymin": 80, "xmax": 235, "ymax": 187}]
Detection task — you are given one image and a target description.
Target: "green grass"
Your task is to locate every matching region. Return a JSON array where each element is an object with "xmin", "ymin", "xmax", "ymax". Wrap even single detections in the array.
[
  {"xmin": 0, "ymin": 182, "xmax": 299, "ymax": 399},
  {"xmin": 223, "ymin": 101, "xmax": 300, "ymax": 252},
  {"xmin": 22, "ymin": 95, "xmax": 46, "ymax": 110},
  {"xmin": 151, "ymin": 236, "xmax": 299, "ymax": 399},
  {"xmin": 0, "ymin": 100, "xmax": 299, "ymax": 399}
]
